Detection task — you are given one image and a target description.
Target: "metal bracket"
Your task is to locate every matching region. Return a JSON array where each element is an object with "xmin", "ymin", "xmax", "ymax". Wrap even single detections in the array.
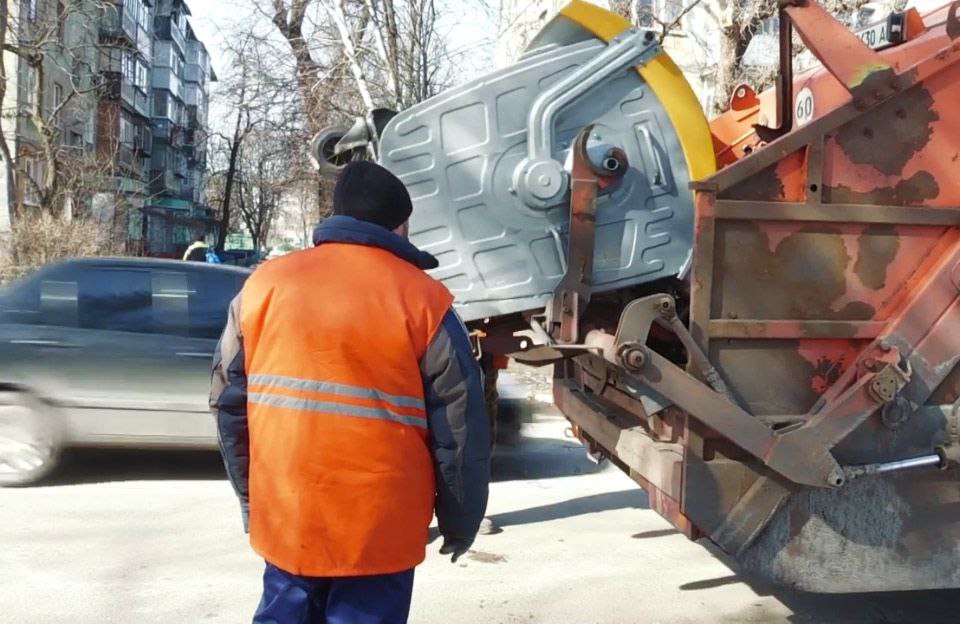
[
  {"xmin": 509, "ymin": 316, "xmax": 600, "ymax": 366},
  {"xmin": 549, "ymin": 125, "xmax": 628, "ymax": 344},
  {"xmin": 468, "ymin": 330, "xmax": 485, "ymax": 360},
  {"xmin": 867, "ymin": 360, "xmax": 912, "ymax": 404},
  {"xmin": 614, "ymin": 294, "xmax": 738, "ymax": 402},
  {"xmin": 513, "ymin": 29, "xmax": 656, "ymax": 209},
  {"xmin": 754, "ymin": 8, "xmax": 794, "ymax": 143},
  {"xmin": 509, "ymin": 343, "xmax": 601, "ymax": 367}
]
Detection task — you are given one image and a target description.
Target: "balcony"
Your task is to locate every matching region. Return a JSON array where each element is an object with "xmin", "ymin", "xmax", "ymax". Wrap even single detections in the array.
[
  {"xmin": 183, "ymin": 84, "xmax": 201, "ymax": 107},
  {"xmin": 102, "ymin": 175, "xmax": 147, "ymax": 195},
  {"xmin": 150, "ymin": 169, "xmax": 179, "ymax": 195},
  {"xmin": 192, "ymin": 206, "xmax": 215, "ymax": 220},
  {"xmin": 152, "ymin": 119, "xmax": 172, "ymax": 141},
  {"xmin": 135, "ymin": 128, "xmax": 153, "ymax": 156},
  {"xmin": 156, "ymin": 17, "xmax": 186, "ymax": 54},
  {"xmin": 186, "ymin": 148, "xmax": 206, "ymax": 170},
  {"xmin": 186, "ymin": 104, "xmax": 206, "ymax": 129},
  {"xmin": 136, "ymin": 25, "xmax": 152, "ymax": 58},
  {"xmin": 118, "ymin": 144, "xmax": 146, "ymax": 175},
  {"xmin": 100, "ymin": 6, "xmax": 137, "ymax": 46},
  {"xmin": 152, "ymin": 68, "xmax": 182, "ymax": 100},
  {"xmin": 153, "ymin": 96, "xmax": 187, "ymax": 129},
  {"xmin": 183, "ymin": 63, "xmax": 202, "ymax": 85},
  {"xmin": 186, "ymin": 40, "xmax": 210, "ymax": 72},
  {"xmin": 100, "ymin": 71, "xmax": 122, "ymax": 99},
  {"xmin": 120, "ymin": 83, "xmax": 151, "ymax": 118}
]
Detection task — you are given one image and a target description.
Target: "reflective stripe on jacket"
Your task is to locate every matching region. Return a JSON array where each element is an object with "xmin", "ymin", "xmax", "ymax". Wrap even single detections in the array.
[{"xmin": 211, "ymin": 216, "xmax": 491, "ymax": 577}]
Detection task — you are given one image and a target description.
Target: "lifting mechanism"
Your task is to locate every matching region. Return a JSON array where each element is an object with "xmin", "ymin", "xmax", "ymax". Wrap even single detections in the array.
[{"xmin": 314, "ymin": 0, "xmax": 960, "ymax": 593}]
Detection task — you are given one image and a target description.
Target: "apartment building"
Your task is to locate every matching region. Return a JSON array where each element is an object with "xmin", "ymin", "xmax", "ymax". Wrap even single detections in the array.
[
  {"xmin": 0, "ymin": 1, "xmax": 23, "ymax": 238},
  {"xmin": 14, "ymin": 0, "xmax": 100, "ymax": 210},
  {"xmin": 2, "ymin": 0, "xmax": 216, "ymax": 257},
  {"xmin": 144, "ymin": 0, "xmax": 216, "ymax": 255},
  {"xmin": 97, "ymin": 0, "xmax": 153, "ymax": 245}
]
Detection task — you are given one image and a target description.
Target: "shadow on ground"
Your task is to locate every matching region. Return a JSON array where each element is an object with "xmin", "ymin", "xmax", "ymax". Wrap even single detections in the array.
[
  {"xmin": 491, "ymin": 395, "xmax": 603, "ymax": 482},
  {"xmin": 491, "ymin": 434, "xmax": 604, "ymax": 482},
  {"xmin": 489, "ymin": 489, "xmax": 648, "ymax": 528},
  {"xmin": 40, "ymin": 448, "xmax": 226, "ymax": 486}
]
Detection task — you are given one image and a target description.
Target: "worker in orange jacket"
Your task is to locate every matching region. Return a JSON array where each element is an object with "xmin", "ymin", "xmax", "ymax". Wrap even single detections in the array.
[{"xmin": 211, "ymin": 161, "xmax": 491, "ymax": 624}]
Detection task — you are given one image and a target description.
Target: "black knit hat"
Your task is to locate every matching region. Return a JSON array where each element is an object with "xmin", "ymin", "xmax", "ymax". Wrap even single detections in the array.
[{"xmin": 333, "ymin": 161, "xmax": 413, "ymax": 231}]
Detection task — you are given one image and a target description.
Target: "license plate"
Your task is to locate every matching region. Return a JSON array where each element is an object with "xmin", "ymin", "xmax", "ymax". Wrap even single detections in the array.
[{"xmin": 855, "ymin": 12, "xmax": 906, "ymax": 50}]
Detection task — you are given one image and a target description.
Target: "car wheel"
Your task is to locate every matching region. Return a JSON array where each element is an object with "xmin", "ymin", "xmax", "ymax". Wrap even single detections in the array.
[{"xmin": 0, "ymin": 392, "xmax": 62, "ymax": 486}]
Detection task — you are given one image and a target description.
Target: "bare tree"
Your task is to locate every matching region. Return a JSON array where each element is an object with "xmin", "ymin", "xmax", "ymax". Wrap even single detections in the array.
[
  {"xmin": 234, "ymin": 129, "xmax": 292, "ymax": 251},
  {"xmin": 268, "ymin": 0, "xmax": 330, "ymax": 134},
  {"xmin": 322, "ymin": 0, "xmax": 455, "ymax": 112},
  {"xmin": 0, "ymin": 0, "xmax": 17, "ymax": 228},
  {"xmin": 208, "ymin": 25, "xmax": 309, "ymax": 250},
  {"xmin": 611, "ymin": 0, "xmax": 870, "ymax": 114},
  {"xmin": 1, "ymin": 1, "xmax": 109, "ymax": 219}
]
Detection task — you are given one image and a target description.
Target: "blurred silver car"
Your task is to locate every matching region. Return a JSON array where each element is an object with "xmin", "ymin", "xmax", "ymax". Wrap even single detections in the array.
[{"xmin": 0, "ymin": 257, "xmax": 250, "ymax": 485}]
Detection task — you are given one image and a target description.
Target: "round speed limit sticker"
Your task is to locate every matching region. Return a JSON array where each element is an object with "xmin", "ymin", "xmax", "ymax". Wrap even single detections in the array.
[{"xmin": 795, "ymin": 87, "xmax": 814, "ymax": 126}]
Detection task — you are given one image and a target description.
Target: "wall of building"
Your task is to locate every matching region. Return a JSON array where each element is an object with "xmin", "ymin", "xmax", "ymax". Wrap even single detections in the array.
[
  {"xmin": 4, "ymin": 0, "xmax": 216, "ymax": 257},
  {"xmin": 0, "ymin": 1, "xmax": 19, "ymax": 240}
]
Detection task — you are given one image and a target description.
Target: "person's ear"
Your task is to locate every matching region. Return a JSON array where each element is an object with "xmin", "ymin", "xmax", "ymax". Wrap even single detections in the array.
[{"xmin": 394, "ymin": 221, "xmax": 410, "ymax": 239}]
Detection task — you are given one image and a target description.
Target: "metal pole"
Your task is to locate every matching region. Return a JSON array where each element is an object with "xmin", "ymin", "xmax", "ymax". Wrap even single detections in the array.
[{"xmin": 843, "ymin": 453, "xmax": 942, "ymax": 480}]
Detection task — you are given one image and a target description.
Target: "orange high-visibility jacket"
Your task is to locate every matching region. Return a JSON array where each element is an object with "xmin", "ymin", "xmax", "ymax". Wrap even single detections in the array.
[{"xmin": 211, "ymin": 216, "xmax": 491, "ymax": 577}]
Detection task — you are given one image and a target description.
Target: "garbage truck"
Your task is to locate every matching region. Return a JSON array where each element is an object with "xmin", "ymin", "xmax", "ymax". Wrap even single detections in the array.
[{"xmin": 313, "ymin": 0, "xmax": 960, "ymax": 593}]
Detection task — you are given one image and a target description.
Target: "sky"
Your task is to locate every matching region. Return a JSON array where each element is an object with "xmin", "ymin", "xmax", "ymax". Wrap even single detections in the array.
[{"xmin": 184, "ymin": 2, "xmax": 241, "ymax": 81}]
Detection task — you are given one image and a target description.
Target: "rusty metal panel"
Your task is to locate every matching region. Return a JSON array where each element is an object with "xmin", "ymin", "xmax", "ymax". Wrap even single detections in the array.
[
  {"xmin": 682, "ymin": 0, "xmax": 960, "ymax": 590},
  {"xmin": 708, "ymin": 339, "xmax": 864, "ymax": 416}
]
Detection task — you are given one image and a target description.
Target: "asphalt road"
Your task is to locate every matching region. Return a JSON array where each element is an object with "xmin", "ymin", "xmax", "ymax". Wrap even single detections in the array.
[{"xmin": 2, "ymin": 376, "xmax": 959, "ymax": 623}]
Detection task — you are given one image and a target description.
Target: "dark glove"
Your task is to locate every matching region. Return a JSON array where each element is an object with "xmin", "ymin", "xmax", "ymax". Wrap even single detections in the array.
[
  {"xmin": 240, "ymin": 499, "xmax": 250, "ymax": 534},
  {"xmin": 439, "ymin": 536, "xmax": 474, "ymax": 563}
]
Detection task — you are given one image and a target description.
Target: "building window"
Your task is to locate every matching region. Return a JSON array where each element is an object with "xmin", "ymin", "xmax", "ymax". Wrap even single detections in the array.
[
  {"xmin": 122, "ymin": 51, "xmax": 136, "ymax": 84},
  {"xmin": 153, "ymin": 91, "xmax": 168, "ymax": 119},
  {"xmin": 23, "ymin": 158, "xmax": 42, "ymax": 206},
  {"xmin": 27, "ymin": 0, "xmax": 38, "ymax": 21},
  {"xmin": 56, "ymin": 2, "xmax": 67, "ymax": 42},
  {"xmin": 23, "ymin": 66, "xmax": 37, "ymax": 109},
  {"xmin": 120, "ymin": 115, "xmax": 135, "ymax": 146},
  {"xmin": 155, "ymin": 42, "xmax": 171, "ymax": 68},
  {"xmin": 135, "ymin": 60, "xmax": 148, "ymax": 91},
  {"xmin": 53, "ymin": 83, "xmax": 63, "ymax": 127}
]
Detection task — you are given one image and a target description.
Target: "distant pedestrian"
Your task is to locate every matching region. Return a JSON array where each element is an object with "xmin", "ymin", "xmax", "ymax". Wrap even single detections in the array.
[
  {"xmin": 183, "ymin": 238, "xmax": 208, "ymax": 262},
  {"xmin": 205, "ymin": 248, "xmax": 221, "ymax": 264},
  {"xmin": 211, "ymin": 161, "xmax": 491, "ymax": 624}
]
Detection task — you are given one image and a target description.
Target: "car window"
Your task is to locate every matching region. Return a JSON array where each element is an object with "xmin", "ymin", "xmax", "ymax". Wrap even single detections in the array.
[
  {"xmin": 77, "ymin": 267, "xmax": 153, "ymax": 333},
  {"xmin": 1, "ymin": 263, "xmax": 247, "ymax": 339},
  {"xmin": 0, "ymin": 274, "xmax": 42, "ymax": 325},
  {"xmin": 0, "ymin": 264, "xmax": 83, "ymax": 327},
  {"xmin": 152, "ymin": 270, "xmax": 191, "ymax": 337},
  {"xmin": 187, "ymin": 268, "xmax": 246, "ymax": 340}
]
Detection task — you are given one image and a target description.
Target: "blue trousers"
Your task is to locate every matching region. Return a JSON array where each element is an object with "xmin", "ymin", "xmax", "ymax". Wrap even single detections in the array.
[{"xmin": 253, "ymin": 562, "xmax": 415, "ymax": 624}]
